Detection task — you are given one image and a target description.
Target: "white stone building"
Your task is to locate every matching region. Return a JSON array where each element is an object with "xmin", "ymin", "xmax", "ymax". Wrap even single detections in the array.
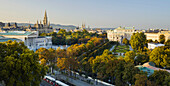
[
  {"xmin": 145, "ymin": 31, "xmax": 170, "ymax": 42},
  {"xmin": 107, "ymin": 26, "xmax": 136, "ymax": 43},
  {"xmin": 0, "ymin": 31, "xmax": 52, "ymax": 51},
  {"xmin": 148, "ymin": 43, "xmax": 165, "ymax": 50}
]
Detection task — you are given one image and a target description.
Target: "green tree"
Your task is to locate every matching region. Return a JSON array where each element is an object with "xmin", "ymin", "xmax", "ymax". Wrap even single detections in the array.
[
  {"xmin": 114, "ymin": 59, "xmax": 126, "ymax": 86},
  {"xmin": 39, "ymin": 33, "xmax": 47, "ymax": 36},
  {"xmin": 165, "ymin": 39, "xmax": 170, "ymax": 46},
  {"xmin": 147, "ymin": 39, "xmax": 153, "ymax": 43},
  {"xmin": 135, "ymin": 53, "xmax": 149, "ymax": 65},
  {"xmin": 163, "ymin": 76, "xmax": 170, "ymax": 86},
  {"xmin": 91, "ymin": 49, "xmax": 114, "ymax": 80},
  {"xmin": 149, "ymin": 46, "xmax": 170, "ymax": 68},
  {"xmin": 105, "ymin": 59, "xmax": 118, "ymax": 84},
  {"xmin": 122, "ymin": 38, "xmax": 129, "ymax": 45},
  {"xmin": 130, "ymin": 32, "xmax": 146, "ymax": 51},
  {"xmin": 124, "ymin": 51, "xmax": 136, "ymax": 63},
  {"xmin": 149, "ymin": 70, "xmax": 170, "ymax": 86},
  {"xmin": 123, "ymin": 63, "xmax": 139, "ymax": 85},
  {"xmin": 159, "ymin": 34, "xmax": 165, "ymax": 44},
  {"xmin": 57, "ymin": 57, "xmax": 79, "ymax": 77},
  {"xmin": 154, "ymin": 40, "xmax": 159, "ymax": 43},
  {"xmin": 35, "ymin": 48, "xmax": 49, "ymax": 64},
  {"xmin": 81, "ymin": 57, "xmax": 94, "ymax": 76},
  {"xmin": 0, "ymin": 41, "xmax": 47, "ymax": 86},
  {"xmin": 135, "ymin": 74, "xmax": 152, "ymax": 86},
  {"xmin": 58, "ymin": 29, "xmax": 67, "ymax": 35},
  {"xmin": 135, "ymin": 47, "xmax": 151, "ymax": 65}
]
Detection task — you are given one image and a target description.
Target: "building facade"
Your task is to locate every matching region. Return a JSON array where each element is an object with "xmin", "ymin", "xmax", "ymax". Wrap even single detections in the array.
[
  {"xmin": 0, "ymin": 31, "xmax": 52, "ymax": 51},
  {"xmin": 0, "ymin": 22, "xmax": 27, "ymax": 32},
  {"xmin": 107, "ymin": 26, "xmax": 136, "ymax": 43},
  {"xmin": 148, "ymin": 43, "xmax": 165, "ymax": 50},
  {"xmin": 145, "ymin": 31, "xmax": 170, "ymax": 42}
]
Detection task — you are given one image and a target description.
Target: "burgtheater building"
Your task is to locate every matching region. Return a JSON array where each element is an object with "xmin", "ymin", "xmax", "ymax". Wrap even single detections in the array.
[
  {"xmin": 0, "ymin": 31, "xmax": 52, "ymax": 51},
  {"xmin": 107, "ymin": 26, "xmax": 136, "ymax": 43},
  {"xmin": 26, "ymin": 10, "xmax": 53, "ymax": 33}
]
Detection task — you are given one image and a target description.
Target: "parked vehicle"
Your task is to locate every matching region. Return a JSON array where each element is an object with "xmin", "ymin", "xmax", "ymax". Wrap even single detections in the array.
[{"xmin": 44, "ymin": 76, "xmax": 69, "ymax": 86}]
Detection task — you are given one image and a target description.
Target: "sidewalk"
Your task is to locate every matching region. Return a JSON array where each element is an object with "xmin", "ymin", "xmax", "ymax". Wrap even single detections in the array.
[
  {"xmin": 109, "ymin": 45, "xmax": 116, "ymax": 51},
  {"xmin": 52, "ymin": 71, "xmax": 109, "ymax": 86},
  {"xmin": 54, "ymin": 74, "xmax": 94, "ymax": 86},
  {"xmin": 129, "ymin": 45, "xmax": 133, "ymax": 51}
]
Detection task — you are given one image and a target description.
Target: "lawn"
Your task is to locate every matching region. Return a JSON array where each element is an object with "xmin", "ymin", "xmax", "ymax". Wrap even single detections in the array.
[{"xmin": 113, "ymin": 45, "xmax": 129, "ymax": 53}]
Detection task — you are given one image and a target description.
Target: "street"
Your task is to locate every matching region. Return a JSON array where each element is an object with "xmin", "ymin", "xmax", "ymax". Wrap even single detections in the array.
[{"xmin": 40, "ymin": 80, "xmax": 52, "ymax": 86}]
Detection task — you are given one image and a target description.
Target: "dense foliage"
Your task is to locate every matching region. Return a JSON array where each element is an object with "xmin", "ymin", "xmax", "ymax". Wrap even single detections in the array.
[
  {"xmin": 39, "ymin": 29, "xmax": 107, "ymax": 45},
  {"xmin": 0, "ymin": 41, "xmax": 47, "ymax": 86},
  {"xmin": 165, "ymin": 39, "xmax": 170, "ymax": 47},
  {"xmin": 159, "ymin": 34, "xmax": 165, "ymax": 44},
  {"xmin": 122, "ymin": 38, "xmax": 129, "ymax": 45},
  {"xmin": 149, "ymin": 70, "xmax": 170, "ymax": 86},
  {"xmin": 130, "ymin": 32, "xmax": 146, "ymax": 51},
  {"xmin": 36, "ymin": 31, "xmax": 170, "ymax": 86},
  {"xmin": 149, "ymin": 46, "xmax": 170, "ymax": 68},
  {"xmin": 124, "ymin": 51, "xmax": 136, "ymax": 63},
  {"xmin": 87, "ymin": 41, "xmax": 116, "ymax": 58}
]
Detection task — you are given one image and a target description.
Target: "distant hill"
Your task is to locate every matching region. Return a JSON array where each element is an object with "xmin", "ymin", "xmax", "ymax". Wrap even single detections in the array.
[
  {"xmin": 50, "ymin": 24, "xmax": 77, "ymax": 29},
  {"xmin": 4, "ymin": 22, "xmax": 115, "ymax": 30},
  {"xmin": 93, "ymin": 28, "xmax": 115, "ymax": 30},
  {"xmin": 5, "ymin": 22, "xmax": 77, "ymax": 30}
]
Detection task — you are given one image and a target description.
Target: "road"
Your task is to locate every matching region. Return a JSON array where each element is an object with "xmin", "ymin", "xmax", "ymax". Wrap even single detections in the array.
[
  {"xmin": 53, "ymin": 70, "xmax": 114, "ymax": 86},
  {"xmin": 128, "ymin": 45, "xmax": 133, "ymax": 51},
  {"xmin": 40, "ymin": 80, "xmax": 52, "ymax": 86},
  {"xmin": 54, "ymin": 74, "xmax": 93, "ymax": 86},
  {"xmin": 109, "ymin": 45, "xmax": 116, "ymax": 51}
]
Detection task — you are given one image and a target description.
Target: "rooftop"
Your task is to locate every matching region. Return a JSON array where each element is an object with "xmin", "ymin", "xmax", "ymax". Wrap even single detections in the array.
[
  {"xmin": 136, "ymin": 62, "xmax": 170, "ymax": 76},
  {"xmin": 124, "ymin": 27, "xmax": 134, "ymax": 29},
  {"xmin": 37, "ymin": 36, "xmax": 52, "ymax": 38},
  {"xmin": 0, "ymin": 38, "xmax": 22, "ymax": 42},
  {"xmin": 0, "ymin": 36, "xmax": 4, "ymax": 38},
  {"xmin": 115, "ymin": 26, "xmax": 135, "ymax": 30},
  {"xmin": 136, "ymin": 65, "xmax": 154, "ymax": 76},
  {"xmin": 0, "ymin": 31, "xmax": 33, "ymax": 36}
]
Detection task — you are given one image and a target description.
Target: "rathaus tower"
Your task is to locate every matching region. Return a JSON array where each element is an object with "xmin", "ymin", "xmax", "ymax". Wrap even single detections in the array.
[
  {"xmin": 29, "ymin": 10, "xmax": 53, "ymax": 33},
  {"xmin": 43, "ymin": 10, "xmax": 48, "ymax": 25}
]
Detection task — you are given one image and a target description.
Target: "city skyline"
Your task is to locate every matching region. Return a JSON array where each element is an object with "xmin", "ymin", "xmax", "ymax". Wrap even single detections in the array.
[{"xmin": 0, "ymin": 0, "xmax": 170, "ymax": 29}]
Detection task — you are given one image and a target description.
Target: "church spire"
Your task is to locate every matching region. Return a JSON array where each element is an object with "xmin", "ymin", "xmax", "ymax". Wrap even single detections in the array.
[
  {"xmin": 43, "ymin": 10, "xmax": 48, "ymax": 25},
  {"xmin": 45, "ymin": 10, "xmax": 47, "ymax": 18},
  {"xmin": 40, "ymin": 20, "xmax": 41, "ymax": 24},
  {"xmin": 37, "ymin": 20, "xmax": 39, "ymax": 24},
  {"xmin": 82, "ymin": 22, "xmax": 85, "ymax": 29},
  {"xmin": 48, "ymin": 21, "xmax": 50, "ymax": 26}
]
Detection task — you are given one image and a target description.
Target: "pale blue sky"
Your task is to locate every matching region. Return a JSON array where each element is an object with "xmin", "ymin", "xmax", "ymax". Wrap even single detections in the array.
[{"xmin": 0, "ymin": 0, "xmax": 170, "ymax": 29}]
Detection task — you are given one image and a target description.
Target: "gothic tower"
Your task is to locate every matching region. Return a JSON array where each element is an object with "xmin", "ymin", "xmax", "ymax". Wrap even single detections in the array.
[
  {"xmin": 43, "ymin": 10, "xmax": 48, "ymax": 25},
  {"xmin": 82, "ymin": 23, "xmax": 86, "ymax": 29}
]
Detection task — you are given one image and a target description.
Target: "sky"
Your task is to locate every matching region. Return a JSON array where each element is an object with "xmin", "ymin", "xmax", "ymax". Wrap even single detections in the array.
[{"xmin": 0, "ymin": 0, "xmax": 170, "ymax": 29}]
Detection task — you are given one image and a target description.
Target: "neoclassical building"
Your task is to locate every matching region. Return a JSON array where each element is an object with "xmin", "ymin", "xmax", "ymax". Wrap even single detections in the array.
[
  {"xmin": 107, "ymin": 26, "xmax": 136, "ymax": 43},
  {"xmin": 0, "ymin": 31, "xmax": 52, "ymax": 51},
  {"xmin": 145, "ymin": 31, "xmax": 170, "ymax": 42},
  {"xmin": 26, "ymin": 10, "xmax": 53, "ymax": 33}
]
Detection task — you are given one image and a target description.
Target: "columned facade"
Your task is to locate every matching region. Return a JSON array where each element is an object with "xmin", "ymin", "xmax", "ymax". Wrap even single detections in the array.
[
  {"xmin": 107, "ymin": 26, "xmax": 136, "ymax": 43},
  {"xmin": 0, "ymin": 31, "xmax": 52, "ymax": 51}
]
